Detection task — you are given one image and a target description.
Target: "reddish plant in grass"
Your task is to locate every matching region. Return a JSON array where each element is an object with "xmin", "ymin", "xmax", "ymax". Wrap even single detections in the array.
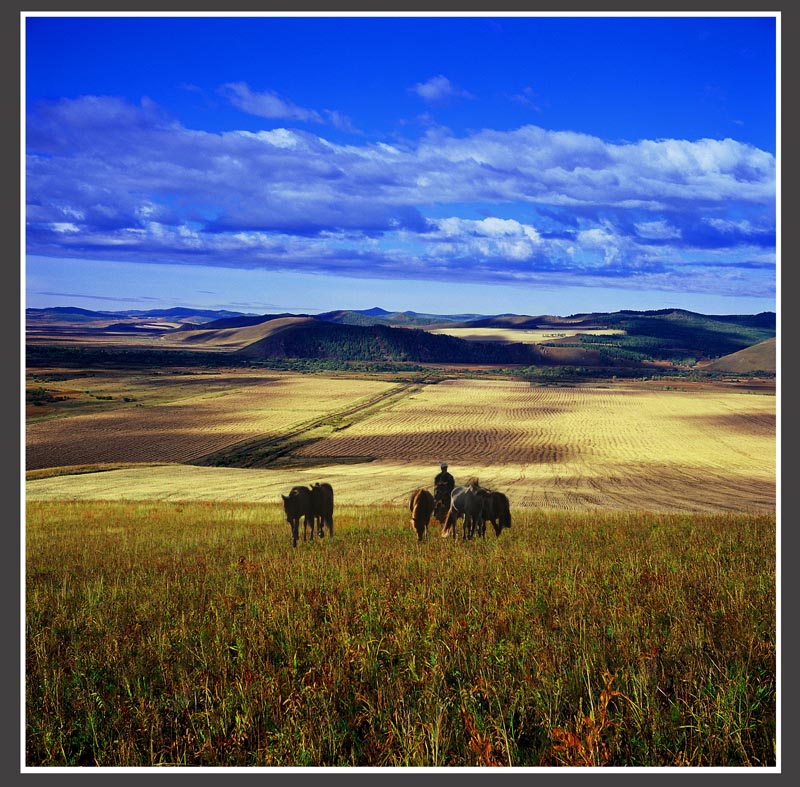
[{"xmin": 548, "ymin": 672, "xmax": 628, "ymax": 767}]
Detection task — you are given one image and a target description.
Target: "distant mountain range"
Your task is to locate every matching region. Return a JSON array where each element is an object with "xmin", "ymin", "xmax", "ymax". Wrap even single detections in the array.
[
  {"xmin": 26, "ymin": 306, "xmax": 246, "ymax": 325},
  {"xmin": 27, "ymin": 305, "xmax": 501, "ymax": 329},
  {"xmin": 315, "ymin": 307, "xmax": 489, "ymax": 327},
  {"xmin": 25, "ymin": 305, "xmax": 777, "ymax": 371}
]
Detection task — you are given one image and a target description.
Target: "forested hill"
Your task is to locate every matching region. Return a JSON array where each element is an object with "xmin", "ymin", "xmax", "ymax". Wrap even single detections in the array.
[
  {"xmin": 27, "ymin": 305, "xmax": 776, "ymax": 369},
  {"xmin": 234, "ymin": 320, "xmax": 549, "ymax": 365}
]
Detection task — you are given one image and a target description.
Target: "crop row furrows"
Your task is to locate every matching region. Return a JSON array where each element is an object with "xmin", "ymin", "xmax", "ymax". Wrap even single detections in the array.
[{"xmin": 26, "ymin": 379, "xmax": 399, "ymax": 469}]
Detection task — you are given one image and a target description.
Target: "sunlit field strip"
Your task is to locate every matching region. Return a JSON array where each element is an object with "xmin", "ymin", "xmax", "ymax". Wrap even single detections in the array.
[
  {"xmin": 294, "ymin": 379, "xmax": 774, "ymax": 470},
  {"xmin": 26, "ymin": 374, "xmax": 395, "ymax": 470},
  {"xmin": 426, "ymin": 327, "xmax": 625, "ymax": 344}
]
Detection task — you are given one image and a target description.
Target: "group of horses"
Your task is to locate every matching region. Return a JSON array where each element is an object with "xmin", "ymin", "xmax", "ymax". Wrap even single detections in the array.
[
  {"xmin": 409, "ymin": 478, "xmax": 512, "ymax": 542},
  {"xmin": 281, "ymin": 476, "xmax": 512, "ymax": 548},
  {"xmin": 281, "ymin": 482, "xmax": 334, "ymax": 548}
]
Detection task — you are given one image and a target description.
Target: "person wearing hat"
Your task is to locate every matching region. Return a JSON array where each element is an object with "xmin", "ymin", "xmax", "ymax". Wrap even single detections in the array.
[{"xmin": 434, "ymin": 462, "xmax": 455, "ymax": 491}]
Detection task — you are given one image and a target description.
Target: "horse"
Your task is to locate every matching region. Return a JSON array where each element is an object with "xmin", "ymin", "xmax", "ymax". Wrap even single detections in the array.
[
  {"xmin": 481, "ymin": 490, "xmax": 512, "ymax": 537},
  {"xmin": 441, "ymin": 482, "xmax": 488, "ymax": 540},
  {"xmin": 311, "ymin": 482, "xmax": 334, "ymax": 538},
  {"xmin": 281, "ymin": 485, "xmax": 315, "ymax": 547},
  {"xmin": 409, "ymin": 488, "xmax": 435, "ymax": 541}
]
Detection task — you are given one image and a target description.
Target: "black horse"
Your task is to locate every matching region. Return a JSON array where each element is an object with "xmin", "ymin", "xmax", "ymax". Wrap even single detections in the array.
[
  {"xmin": 482, "ymin": 491, "xmax": 512, "ymax": 537},
  {"xmin": 311, "ymin": 482, "xmax": 334, "ymax": 538},
  {"xmin": 281, "ymin": 485, "xmax": 315, "ymax": 547}
]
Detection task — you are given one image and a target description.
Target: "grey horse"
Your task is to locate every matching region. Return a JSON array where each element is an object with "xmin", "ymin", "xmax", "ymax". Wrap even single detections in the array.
[{"xmin": 441, "ymin": 482, "xmax": 488, "ymax": 540}]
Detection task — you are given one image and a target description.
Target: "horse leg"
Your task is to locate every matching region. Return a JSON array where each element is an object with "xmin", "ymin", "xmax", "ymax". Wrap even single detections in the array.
[
  {"xmin": 444, "ymin": 509, "xmax": 461, "ymax": 539},
  {"xmin": 441, "ymin": 509, "xmax": 453, "ymax": 537}
]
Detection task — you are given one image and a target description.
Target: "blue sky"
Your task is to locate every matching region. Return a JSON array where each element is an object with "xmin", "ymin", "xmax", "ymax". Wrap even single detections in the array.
[{"xmin": 24, "ymin": 12, "xmax": 778, "ymax": 316}]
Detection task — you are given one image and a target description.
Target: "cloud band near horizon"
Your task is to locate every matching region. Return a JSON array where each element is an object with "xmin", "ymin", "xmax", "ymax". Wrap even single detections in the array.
[{"xmin": 25, "ymin": 93, "xmax": 776, "ymax": 300}]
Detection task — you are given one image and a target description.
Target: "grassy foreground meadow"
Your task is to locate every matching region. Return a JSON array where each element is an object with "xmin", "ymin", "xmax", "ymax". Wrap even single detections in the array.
[{"xmin": 25, "ymin": 499, "xmax": 776, "ymax": 768}]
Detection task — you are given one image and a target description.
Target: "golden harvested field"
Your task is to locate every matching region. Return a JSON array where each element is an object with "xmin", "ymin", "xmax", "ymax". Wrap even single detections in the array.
[
  {"xmin": 26, "ymin": 373, "xmax": 776, "ymax": 515},
  {"xmin": 26, "ymin": 369, "xmax": 396, "ymax": 470},
  {"xmin": 427, "ymin": 326, "xmax": 625, "ymax": 344}
]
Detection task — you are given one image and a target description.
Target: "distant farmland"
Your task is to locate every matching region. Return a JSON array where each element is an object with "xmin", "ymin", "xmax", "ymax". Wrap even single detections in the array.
[
  {"xmin": 426, "ymin": 327, "xmax": 625, "ymax": 344},
  {"xmin": 26, "ymin": 369, "xmax": 397, "ymax": 470},
  {"xmin": 26, "ymin": 372, "xmax": 775, "ymax": 515}
]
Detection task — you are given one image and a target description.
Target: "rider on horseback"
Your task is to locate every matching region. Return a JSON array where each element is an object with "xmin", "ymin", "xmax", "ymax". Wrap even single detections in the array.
[{"xmin": 433, "ymin": 462, "xmax": 455, "ymax": 522}]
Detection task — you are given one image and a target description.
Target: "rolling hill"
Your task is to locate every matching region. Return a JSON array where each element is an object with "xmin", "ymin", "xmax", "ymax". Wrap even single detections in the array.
[
  {"xmin": 172, "ymin": 316, "xmax": 319, "ymax": 351},
  {"xmin": 174, "ymin": 317, "xmax": 552, "ymax": 365},
  {"xmin": 26, "ymin": 305, "xmax": 777, "ymax": 370},
  {"xmin": 701, "ymin": 337, "xmax": 776, "ymax": 374}
]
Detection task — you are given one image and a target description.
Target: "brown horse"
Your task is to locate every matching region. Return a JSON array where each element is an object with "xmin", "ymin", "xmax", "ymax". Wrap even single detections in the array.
[
  {"xmin": 311, "ymin": 482, "xmax": 334, "ymax": 538},
  {"xmin": 281, "ymin": 485, "xmax": 315, "ymax": 547},
  {"xmin": 409, "ymin": 488, "xmax": 435, "ymax": 541}
]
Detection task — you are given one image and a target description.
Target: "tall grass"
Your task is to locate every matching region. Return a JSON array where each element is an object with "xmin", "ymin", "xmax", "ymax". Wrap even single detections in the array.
[{"xmin": 25, "ymin": 500, "xmax": 776, "ymax": 767}]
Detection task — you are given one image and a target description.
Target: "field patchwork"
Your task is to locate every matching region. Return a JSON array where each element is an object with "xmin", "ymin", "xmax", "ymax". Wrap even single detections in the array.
[
  {"xmin": 26, "ymin": 375, "xmax": 776, "ymax": 515},
  {"xmin": 26, "ymin": 370, "xmax": 396, "ymax": 469}
]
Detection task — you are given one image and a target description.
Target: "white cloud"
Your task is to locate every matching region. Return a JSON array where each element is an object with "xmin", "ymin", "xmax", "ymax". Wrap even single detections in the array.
[
  {"xmin": 220, "ymin": 82, "xmax": 322, "ymax": 122},
  {"xmin": 220, "ymin": 83, "xmax": 358, "ymax": 133},
  {"xmin": 411, "ymin": 75, "xmax": 474, "ymax": 103},
  {"xmin": 240, "ymin": 128, "xmax": 301, "ymax": 149},
  {"xmin": 634, "ymin": 220, "xmax": 682, "ymax": 240},
  {"xmin": 428, "ymin": 217, "xmax": 542, "ymax": 261},
  {"xmin": 511, "ymin": 86, "xmax": 541, "ymax": 111},
  {"xmin": 704, "ymin": 217, "xmax": 772, "ymax": 235}
]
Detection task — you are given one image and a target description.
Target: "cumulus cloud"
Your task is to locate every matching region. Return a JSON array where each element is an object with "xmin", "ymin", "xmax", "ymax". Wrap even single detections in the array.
[
  {"xmin": 411, "ymin": 75, "xmax": 474, "ymax": 103},
  {"xmin": 25, "ymin": 95, "xmax": 775, "ymax": 300}
]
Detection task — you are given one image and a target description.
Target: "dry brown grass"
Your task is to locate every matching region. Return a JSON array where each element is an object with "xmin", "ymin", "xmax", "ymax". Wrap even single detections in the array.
[
  {"xmin": 700, "ymin": 338, "xmax": 777, "ymax": 374},
  {"xmin": 25, "ymin": 500, "xmax": 776, "ymax": 766},
  {"xmin": 167, "ymin": 316, "xmax": 314, "ymax": 349}
]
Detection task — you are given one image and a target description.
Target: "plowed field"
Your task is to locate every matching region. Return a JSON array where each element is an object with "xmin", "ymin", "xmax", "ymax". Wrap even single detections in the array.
[
  {"xmin": 26, "ymin": 370, "xmax": 395, "ymax": 470},
  {"xmin": 26, "ymin": 375, "xmax": 776, "ymax": 515}
]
